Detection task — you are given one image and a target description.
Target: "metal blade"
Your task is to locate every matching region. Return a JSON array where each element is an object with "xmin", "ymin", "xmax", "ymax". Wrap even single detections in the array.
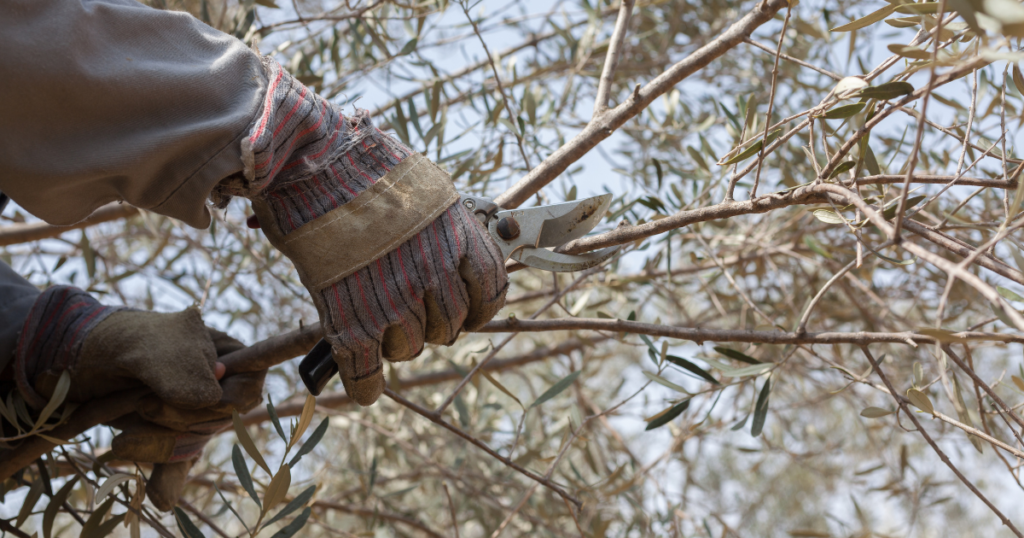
[
  {"xmin": 510, "ymin": 245, "xmax": 619, "ymax": 273},
  {"xmin": 533, "ymin": 193, "xmax": 612, "ymax": 248}
]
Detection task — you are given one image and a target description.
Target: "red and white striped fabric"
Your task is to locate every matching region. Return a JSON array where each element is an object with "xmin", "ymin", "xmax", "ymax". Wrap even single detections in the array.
[{"xmin": 227, "ymin": 58, "xmax": 508, "ymax": 405}]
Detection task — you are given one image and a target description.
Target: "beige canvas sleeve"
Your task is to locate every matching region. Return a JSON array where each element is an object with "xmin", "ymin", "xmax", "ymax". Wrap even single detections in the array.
[
  {"xmin": 0, "ymin": 0, "xmax": 266, "ymax": 229},
  {"xmin": 251, "ymin": 153, "xmax": 459, "ymax": 294}
]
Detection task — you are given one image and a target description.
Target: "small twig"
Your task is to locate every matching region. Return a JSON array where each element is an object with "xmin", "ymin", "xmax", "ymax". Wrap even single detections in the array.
[
  {"xmin": 942, "ymin": 346, "xmax": 1024, "ymax": 434},
  {"xmin": 861, "ymin": 346, "xmax": 1023, "ymax": 537},
  {"xmin": 743, "ymin": 37, "xmax": 841, "ymax": 80},
  {"xmin": 797, "ymin": 240, "xmax": 893, "ymax": 333},
  {"xmin": 0, "ymin": 519, "xmax": 31, "ymax": 538},
  {"xmin": 384, "ymin": 388, "xmax": 582, "ymax": 508},
  {"xmin": 435, "ymin": 267, "xmax": 601, "ymax": 415},
  {"xmin": 458, "ymin": 0, "xmax": 532, "ymax": 171},
  {"xmin": 180, "ymin": 499, "xmax": 231, "ymax": 538},
  {"xmin": 442, "ymin": 482, "xmax": 459, "ymax": 538},
  {"xmin": 593, "ymin": 0, "xmax": 636, "ymax": 116},
  {"xmin": 751, "ymin": 3, "xmax": 792, "ymax": 198},
  {"xmin": 892, "ymin": 0, "xmax": 947, "ymax": 241}
]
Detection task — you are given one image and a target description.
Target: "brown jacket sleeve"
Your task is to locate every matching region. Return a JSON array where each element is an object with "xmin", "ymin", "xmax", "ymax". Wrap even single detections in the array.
[{"xmin": 0, "ymin": 0, "xmax": 267, "ymax": 229}]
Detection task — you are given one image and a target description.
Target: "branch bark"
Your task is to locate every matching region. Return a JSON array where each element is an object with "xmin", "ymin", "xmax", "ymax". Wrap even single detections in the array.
[
  {"xmin": 476, "ymin": 317, "xmax": 1024, "ymax": 345},
  {"xmin": 241, "ymin": 337, "xmax": 605, "ymax": 424}
]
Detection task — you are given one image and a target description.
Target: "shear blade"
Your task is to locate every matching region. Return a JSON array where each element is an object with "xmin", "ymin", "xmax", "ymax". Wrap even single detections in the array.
[
  {"xmin": 512, "ymin": 245, "xmax": 619, "ymax": 273},
  {"xmin": 532, "ymin": 193, "xmax": 613, "ymax": 248}
]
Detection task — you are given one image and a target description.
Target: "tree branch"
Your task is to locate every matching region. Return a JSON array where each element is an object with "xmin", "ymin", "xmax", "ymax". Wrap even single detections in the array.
[
  {"xmin": 593, "ymin": 0, "xmax": 635, "ymax": 116},
  {"xmin": 241, "ymin": 337, "xmax": 605, "ymax": 424},
  {"xmin": 493, "ymin": 0, "xmax": 789, "ymax": 209},
  {"xmin": 476, "ymin": 317, "xmax": 1024, "ymax": 345},
  {"xmin": 0, "ymin": 389, "xmax": 148, "ymax": 481},
  {"xmin": 0, "ymin": 203, "xmax": 138, "ymax": 247},
  {"xmin": 312, "ymin": 500, "xmax": 445, "ymax": 538}
]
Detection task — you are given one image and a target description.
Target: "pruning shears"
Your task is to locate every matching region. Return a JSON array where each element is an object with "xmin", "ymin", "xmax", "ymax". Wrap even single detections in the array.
[{"xmin": 298, "ymin": 193, "xmax": 619, "ymax": 396}]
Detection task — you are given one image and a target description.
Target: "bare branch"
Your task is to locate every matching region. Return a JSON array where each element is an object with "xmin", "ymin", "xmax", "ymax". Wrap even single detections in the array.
[
  {"xmin": 593, "ymin": 0, "xmax": 635, "ymax": 116},
  {"xmin": 750, "ymin": 3, "xmax": 792, "ymax": 199},
  {"xmin": 242, "ymin": 337, "xmax": 603, "ymax": 423},
  {"xmin": 893, "ymin": 0, "xmax": 949, "ymax": 240},
  {"xmin": 476, "ymin": 317, "xmax": 1024, "ymax": 345},
  {"xmin": 743, "ymin": 37, "xmax": 841, "ymax": 80}
]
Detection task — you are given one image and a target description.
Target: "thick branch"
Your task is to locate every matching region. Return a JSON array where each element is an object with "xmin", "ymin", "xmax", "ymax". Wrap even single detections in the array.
[
  {"xmin": 559, "ymin": 182, "xmax": 828, "ymax": 254},
  {"xmin": 493, "ymin": 0, "xmax": 789, "ymax": 209},
  {"xmin": 241, "ymin": 337, "xmax": 604, "ymax": 424},
  {"xmin": 220, "ymin": 321, "xmax": 323, "ymax": 376},
  {"xmin": 476, "ymin": 317, "xmax": 1024, "ymax": 345}
]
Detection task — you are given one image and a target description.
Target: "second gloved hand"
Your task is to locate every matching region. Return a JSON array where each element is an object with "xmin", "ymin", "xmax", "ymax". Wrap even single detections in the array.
[
  {"xmin": 14, "ymin": 286, "xmax": 267, "ymax": 511},
  {"xmin": 216, "ymin": 58, "xmax": 508, "ymax": 405}
]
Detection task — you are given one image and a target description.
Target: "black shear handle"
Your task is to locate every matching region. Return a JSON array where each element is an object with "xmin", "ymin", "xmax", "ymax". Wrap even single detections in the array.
[{"xmin": 298, "ymin": 338, "xmax": 337, "ymax": 396}]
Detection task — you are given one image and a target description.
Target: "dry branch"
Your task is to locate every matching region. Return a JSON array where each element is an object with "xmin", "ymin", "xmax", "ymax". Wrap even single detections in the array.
[
  {"xmin": 477, "ymin": 317, "xmax": 1024, "ymax": 345},
  {"xmin": 241, "ymin": 337, "xmax": 605, "ymax": 423}
]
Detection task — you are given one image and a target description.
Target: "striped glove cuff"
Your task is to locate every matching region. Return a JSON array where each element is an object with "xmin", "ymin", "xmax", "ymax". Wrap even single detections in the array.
[
  {"xmin": 222, "ymin": 57, "xmax": 413, "ymax": 234},
  {"xmin": 14, "ymin": 286, "xmax": 123, "ymax": 408}
]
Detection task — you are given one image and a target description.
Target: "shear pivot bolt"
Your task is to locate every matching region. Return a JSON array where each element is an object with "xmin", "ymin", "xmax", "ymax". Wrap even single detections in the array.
[{"xmin": 496, "ymin": 217, "xmax": 520, "ymax": 240}]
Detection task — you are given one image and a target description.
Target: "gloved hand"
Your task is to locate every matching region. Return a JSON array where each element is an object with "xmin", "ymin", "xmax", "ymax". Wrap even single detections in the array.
[
  {"xmin": 107, "ymin": 329, "xmax": 266, "ymax": 511},
  {"xmin": 14, "ymin": 286, "xmax": 267, "ymax": 511},
  {"xmin": 215, "ymin": 58, "xmax": 508, "ymax": 406}
]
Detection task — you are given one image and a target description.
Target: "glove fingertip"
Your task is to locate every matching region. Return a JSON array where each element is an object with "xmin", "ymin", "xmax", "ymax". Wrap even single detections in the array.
[
  {"xmin": 147, "ymin": 461, "xmax": 194, "ymax": 512},
  {"xmin": 342, "ymin": 369, "xmax": 385, "ymax": 406}
]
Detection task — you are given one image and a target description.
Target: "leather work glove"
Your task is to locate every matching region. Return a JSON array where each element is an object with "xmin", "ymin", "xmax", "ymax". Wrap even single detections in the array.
[
  {"xmin": 214, "ymin": 58, "xmax": 509, "ymax": 406},
  {"xmin": 14, "ymin": 286, "xmax": 267, "ymax": 511}
]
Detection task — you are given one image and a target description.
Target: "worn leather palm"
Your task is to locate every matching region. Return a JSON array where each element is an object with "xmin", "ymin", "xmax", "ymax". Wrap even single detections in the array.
[
  {"xmin": 217, "ymin": 58, "xmax": 508, "ymax": 406},
  {"xmin": 14, "ymin": 286, "xmax": 266, "ymax": 511}
]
